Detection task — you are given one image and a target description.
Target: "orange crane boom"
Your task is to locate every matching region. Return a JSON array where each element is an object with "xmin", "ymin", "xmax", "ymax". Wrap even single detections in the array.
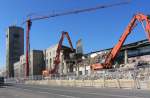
[
  {"xmin": 49, "ymin": 31, "xmax": 74, "ymax": 74},
  {"xmin": 91, "ymin": 13, "xmax": 150, "ymax": 70}
]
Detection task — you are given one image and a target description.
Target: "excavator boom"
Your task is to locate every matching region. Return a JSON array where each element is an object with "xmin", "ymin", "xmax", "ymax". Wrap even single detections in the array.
[
  {"xmin": 49, "ymin": 31, "xmax": 74, "ymax": 74},
  {"xmin": 91, "ymin": 13, "xmax": 150, "ymax": 70}
]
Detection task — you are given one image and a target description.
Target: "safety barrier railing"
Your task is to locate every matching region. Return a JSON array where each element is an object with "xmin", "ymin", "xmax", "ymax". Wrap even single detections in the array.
[{"xmin": 4, "ymin": 67, "xmax": 150, "ymax": 90}]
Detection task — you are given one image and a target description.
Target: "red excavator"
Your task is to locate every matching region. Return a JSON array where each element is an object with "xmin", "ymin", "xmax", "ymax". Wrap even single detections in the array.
[
  {"xmin": 91, "ymin": 13, "xmax": 150, "ymax": 70},
  {"xmin": 42, "ymin": 31, "xmax": 74, "ymax": 76}
]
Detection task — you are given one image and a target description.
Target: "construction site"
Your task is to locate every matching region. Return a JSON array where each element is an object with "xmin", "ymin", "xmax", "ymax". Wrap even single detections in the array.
[{"xmin": 1, "ymin": 0, "xmax": 150, "ymax": 98}]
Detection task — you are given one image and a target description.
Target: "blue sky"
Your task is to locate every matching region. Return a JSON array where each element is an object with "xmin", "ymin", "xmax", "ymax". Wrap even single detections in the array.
[{"xmin": 0, "ymin": 0, "xmax": 150, "ymax": 69}]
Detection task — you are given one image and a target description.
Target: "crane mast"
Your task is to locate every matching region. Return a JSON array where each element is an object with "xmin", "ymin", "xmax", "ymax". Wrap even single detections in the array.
[{"xmin": 26, "ymin": 19, "xmax": 32, "ymax": 76}]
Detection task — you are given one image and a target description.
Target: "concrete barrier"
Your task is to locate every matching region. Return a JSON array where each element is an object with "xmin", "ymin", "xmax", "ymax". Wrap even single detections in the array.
[{"xmin": 25, "ymin": 79, "xmax": 150, "ymax": 90}]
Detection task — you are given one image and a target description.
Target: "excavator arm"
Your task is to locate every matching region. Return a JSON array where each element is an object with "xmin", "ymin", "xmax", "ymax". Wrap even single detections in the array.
[
  {"xmin": 91, "ymin": 13, "xmax": 150, "ymax": 70},
  {"xmin": 50, "ymin": 31, "xmax": 74, "ymax": 74}
]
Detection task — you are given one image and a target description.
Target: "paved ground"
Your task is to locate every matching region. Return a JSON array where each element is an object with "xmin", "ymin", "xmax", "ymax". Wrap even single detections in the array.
[{"xmin": 0, "ymin": 83, "xmax": 149, "ymax": 98}]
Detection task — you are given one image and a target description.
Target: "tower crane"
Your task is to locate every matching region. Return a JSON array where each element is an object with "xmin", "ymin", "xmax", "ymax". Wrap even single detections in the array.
[
  {"xmin": 24, "ymin": 1, "xmax": 130, "ymax": 76},
  {"xmin": 91, "ymin": 13, "xmax": 150, "ymax": 70}
]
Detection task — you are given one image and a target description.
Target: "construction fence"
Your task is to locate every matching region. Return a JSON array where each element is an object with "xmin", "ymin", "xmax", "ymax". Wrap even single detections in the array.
[{"xmin": 5, "ymin": 67, "xmax": 150, "ymax": 90}]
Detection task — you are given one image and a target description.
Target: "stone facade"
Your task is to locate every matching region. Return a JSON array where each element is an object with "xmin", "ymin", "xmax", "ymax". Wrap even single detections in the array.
[
  {"xmin": 14, "ymin": 50, "xmax": 45, "ymax": 77},
  {"xmin": 30, "ymin": 50, "xmax": 45, "ymax": 76},
  {"xmin": 14, "ymin": 44, "xmax": 75, "ymax": 77},
  {"xmin": 44, "ymin": 44, "xmax": 75, "ymax": 75}
]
